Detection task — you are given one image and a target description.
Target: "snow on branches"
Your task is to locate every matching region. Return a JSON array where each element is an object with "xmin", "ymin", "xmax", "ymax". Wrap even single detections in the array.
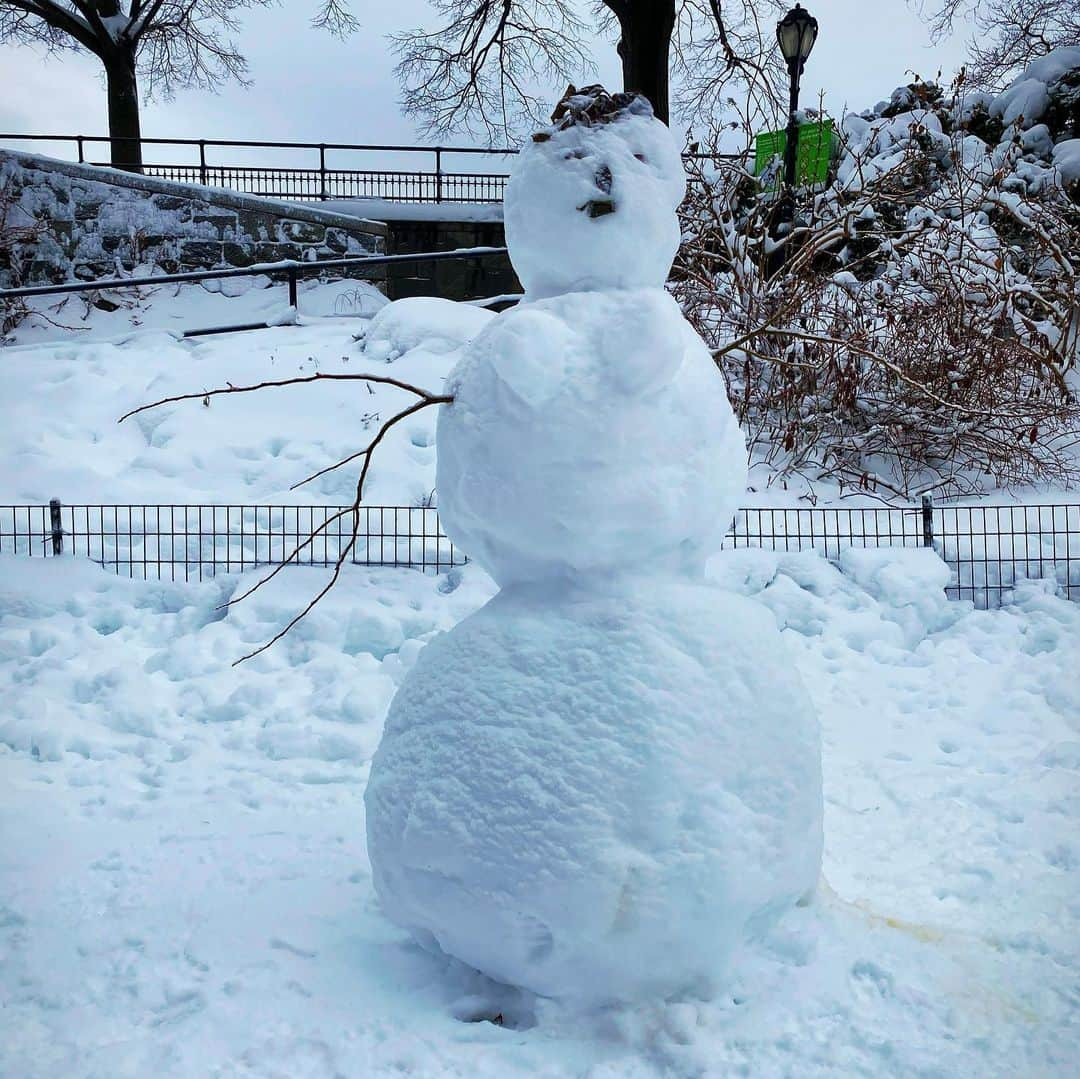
[{"xmin": 674, "ymin": 50, "xmax": 1080, "ymax": 502}]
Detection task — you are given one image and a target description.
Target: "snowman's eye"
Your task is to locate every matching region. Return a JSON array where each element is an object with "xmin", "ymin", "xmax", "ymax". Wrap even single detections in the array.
[
  {"xmin": 633, "ymin": 153, "xmax": 648, "ymax": 163},
  {"xmin": 594, "ymin": 165, "xmax": 613, "ymax": 194}
]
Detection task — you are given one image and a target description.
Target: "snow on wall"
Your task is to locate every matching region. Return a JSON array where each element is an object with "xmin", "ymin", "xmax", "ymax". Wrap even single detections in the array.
[{"xmin": 0, "ymin": 150, "xmax": 388, "ymax": 287}]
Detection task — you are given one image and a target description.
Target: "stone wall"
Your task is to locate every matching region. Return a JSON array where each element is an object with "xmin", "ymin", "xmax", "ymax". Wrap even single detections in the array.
[{"xmin": 0, "ymin": 150, "xmax": 388, "ymax": 287}]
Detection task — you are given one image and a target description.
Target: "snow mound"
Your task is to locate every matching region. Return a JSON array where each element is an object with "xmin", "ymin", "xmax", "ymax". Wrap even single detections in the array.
[
  {"xmin": 358, "ymin": 296, "xmax": 493, "ymax": 362},
  {"xmin": 365, "ymin": 577, "xmax": 822, "ymax": 1005},
  {"xmin": 1052, "ymin": 139, "xmax": 1080, "ymax": 185},
  {"xmin": 504, "ymin": 92, "xmax": 685, "ymax": 299},
  {"xmin": 435, "ymin": 288, "xmax": 747, "ymax": 584},
  {"xmin": 300, "ymin": 279, "xmax": 388, "ymax": 319}
]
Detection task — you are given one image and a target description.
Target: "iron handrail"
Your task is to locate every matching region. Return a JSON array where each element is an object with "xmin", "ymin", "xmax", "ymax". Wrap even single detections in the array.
[
  {"xmin": 0, "ymin": 132, "xmax": 741, "ymax": 161},
  {"xmin": 0, "ymin": 245, "xmax": 509, "ymax": 303},
  {"xmin": 0, "ymin": 133, "xmax": 519, "ymax": 154},
  {"xmin": 0, "ymin": 132, "xmax": 743, "ymax": 204}
]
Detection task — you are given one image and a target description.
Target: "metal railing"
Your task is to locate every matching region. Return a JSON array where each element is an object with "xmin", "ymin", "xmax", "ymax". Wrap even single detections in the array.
[
  {"xmin": 2, "ymin": 502, "xmax": 464, "ymax": 579},
  {"xmin": 0, "ymin": 245, "xmax": 510, "ymax": 323},
  {"xmin": 0, "ymin": 133, "xmax": 519, "ymax": 203},
  {"xmin": 3, "ymin": 500, "xmax": 1077, "ymax": 608},
  {"xmin": 0, "ymin": 133, "xmax": 741, "ymax": 204}
]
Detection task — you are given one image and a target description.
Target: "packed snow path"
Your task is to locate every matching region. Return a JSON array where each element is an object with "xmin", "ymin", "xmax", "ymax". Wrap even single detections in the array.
[{"xmin": 1, "ymin": 549, "xmax": 1076, "ymax": 1077}]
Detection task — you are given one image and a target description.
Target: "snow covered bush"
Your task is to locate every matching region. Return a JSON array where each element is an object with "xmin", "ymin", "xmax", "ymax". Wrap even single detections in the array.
[{"xmin": 675, "ymin": 48, "xmax": 1080, "ymax": 500}]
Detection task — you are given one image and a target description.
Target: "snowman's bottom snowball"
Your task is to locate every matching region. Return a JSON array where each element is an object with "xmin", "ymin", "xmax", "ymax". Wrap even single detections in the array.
[{"xmin": 364, "ymin": 579, "xmax": 823, "ymax": 1005}]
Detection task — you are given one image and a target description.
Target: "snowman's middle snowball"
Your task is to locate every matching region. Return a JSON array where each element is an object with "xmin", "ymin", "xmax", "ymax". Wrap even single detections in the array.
[{"xmin": 435, "ymin": 287, "xmax": 747, "ymax": 587}]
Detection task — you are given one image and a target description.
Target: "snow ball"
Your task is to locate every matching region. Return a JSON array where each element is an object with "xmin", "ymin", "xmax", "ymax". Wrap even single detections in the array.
[
  {"xmin": 365, "ymin": 578, "xmax": 823, "ymax": 1006},
  {"xmin": 435, "ymin": 287, "xmax": 747, "ymax": 584},
  {"xmin": 1052, "ymin": 140, "xmax": 1080, "ymax": 186},
  {"xmin": 359, "ymin": 297, "xmax": 494, "ymax": 362},
  {"xmin": 839, "ymin": 547, "xmax": 951, "ymax": 604},
  {"xmin": 504, "ymin": 89, "xmax": 685, "ymax": 299},
  {"xmin": 992, "ymin": 78, "xmax": 1050, "ymax": 129},
  {"xmin": 1016, "ymin": 45, "xmax": 1080, "ymax": 88},
  {"xmin": 838, "ymin": 547, "xmax": 956, "ymax": 641},
  {"xmin": 1020, "ymin": 124, "xmax": 1054, "ymax": 160}
]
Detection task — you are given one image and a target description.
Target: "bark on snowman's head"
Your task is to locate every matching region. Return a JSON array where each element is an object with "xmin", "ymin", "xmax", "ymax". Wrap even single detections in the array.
[{"xmin": 503, "ymin": 85, "xmax": 686, "ymax": 299}]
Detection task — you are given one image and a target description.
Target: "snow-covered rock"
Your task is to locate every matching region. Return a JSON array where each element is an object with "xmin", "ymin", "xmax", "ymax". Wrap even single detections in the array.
[{"xmin": 358, "ymin": 296, "xmax": 494, "ymax": 363}]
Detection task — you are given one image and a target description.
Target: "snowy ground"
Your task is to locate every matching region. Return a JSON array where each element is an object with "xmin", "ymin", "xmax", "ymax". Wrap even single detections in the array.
[
  {"xmin": 2, "ymin": 282, "xmax": 1078, "ymax": 1076},
  {"xmin": 1, "ymin": 549, "xmax": 1077, "ymax": 1077}
]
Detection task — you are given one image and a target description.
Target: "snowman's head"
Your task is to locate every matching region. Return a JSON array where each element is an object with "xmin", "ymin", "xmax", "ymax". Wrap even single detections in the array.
[{"xmin": 504, "ymin": 86, "xmax": 686, "ymax": 299}]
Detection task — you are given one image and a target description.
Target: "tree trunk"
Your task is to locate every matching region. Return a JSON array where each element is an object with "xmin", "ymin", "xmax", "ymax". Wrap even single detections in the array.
[
  {"xmin": 615, "ymin": 1, "xmax": 677, "ymax": 125},
  {"xmin": 105, "ymin": 53, "xmax": 143, "ymax": 173}
]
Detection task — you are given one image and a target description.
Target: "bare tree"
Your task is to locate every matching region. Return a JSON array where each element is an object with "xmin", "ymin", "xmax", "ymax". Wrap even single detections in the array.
[
  {"xmin": 918, "ymin": 0, "xmax": 1080, "ymax": 91},
  {"xmin": 392, "ymin": 0, "xmax": 786, "ymax": 138},
  {"xmin": 0, "ymin": 2, "xmax": 357, "ymax": 172}
]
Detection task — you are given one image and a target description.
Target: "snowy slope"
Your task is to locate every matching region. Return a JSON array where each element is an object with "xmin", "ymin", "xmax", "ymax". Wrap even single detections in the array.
[
  {"xmin": 1, "ymin": 279, "xmax": 463, "ymax": 508},
  {"xmin": 1, "ymin": 550, "xmax": 1076, "ymax": 1077}
]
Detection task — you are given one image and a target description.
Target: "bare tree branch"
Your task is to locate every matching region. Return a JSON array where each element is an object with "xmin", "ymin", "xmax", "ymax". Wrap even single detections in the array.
[
  {"xmin": 117, "ymin": 370, "xmax": 450, "ymax": 424},
  {"xmin": 116, "ymin": 367, "xmax": 454, "ymax": 662}
]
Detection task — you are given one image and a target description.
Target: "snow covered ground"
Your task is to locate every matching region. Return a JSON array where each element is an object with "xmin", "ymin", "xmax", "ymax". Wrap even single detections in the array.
[
  {"xmin": 2, "ymin": 282, "xmax": 1078, "ymax": 1075},
  {"xmin": 1, "ymin": 548, "xmax": 1076, "ymax": 1076}
]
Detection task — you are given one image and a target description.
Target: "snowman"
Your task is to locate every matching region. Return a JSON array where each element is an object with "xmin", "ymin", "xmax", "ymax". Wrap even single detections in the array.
[{"xmin": 364, "ymin": 87, "xmax": 823, "ymax": 1006}]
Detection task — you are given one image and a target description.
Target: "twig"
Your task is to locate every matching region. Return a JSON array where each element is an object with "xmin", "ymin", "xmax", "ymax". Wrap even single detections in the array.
[
  {"xmin": 117, "ymin": 372, "xmax": 450, "ymax": 424},
  {"xmin": 289, "ymin": 397, "xmax": 448, "ymax": 490}
]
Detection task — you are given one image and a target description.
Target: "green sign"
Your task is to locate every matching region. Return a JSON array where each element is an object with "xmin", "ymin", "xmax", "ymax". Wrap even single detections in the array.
[{"xmin": 754, "ymin": 119, "xmax": 837, "ymax": 191}]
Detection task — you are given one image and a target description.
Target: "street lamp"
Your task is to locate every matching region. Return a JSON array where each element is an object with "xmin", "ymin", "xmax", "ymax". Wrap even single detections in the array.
[{"xmin": 776, "ymin": 3, "xmax": 818, "ymax": 193}]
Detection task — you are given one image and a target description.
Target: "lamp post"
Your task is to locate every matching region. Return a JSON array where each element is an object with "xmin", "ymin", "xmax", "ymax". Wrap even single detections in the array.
[{"xmin": 776, "ymin": 4, "xmax": 819, "ymax": 201}]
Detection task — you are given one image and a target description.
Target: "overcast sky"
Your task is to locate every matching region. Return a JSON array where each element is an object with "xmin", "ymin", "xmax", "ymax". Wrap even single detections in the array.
[{"xmin": 1, "ymin": 0, "xmax": 973, "ymax": 165}]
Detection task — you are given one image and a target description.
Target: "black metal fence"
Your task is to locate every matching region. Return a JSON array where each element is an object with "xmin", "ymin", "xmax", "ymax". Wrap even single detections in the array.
[
  {"xmin": 726, "ymin": 502, "xmax": 1079, "ymax": 607},
  {"xmin": 1, "ymin": 503, "xmax": 464, "ymax": 579},
  {"xmin": 1, "ymin": 134, "xmax": 517, "ymax": 203},
  {"xmin": 2, "ymin": 501, "xmax": 1077, "ymax": 608},
  {"xmin": 0, "ymin": 133, "xmax": 741, "ymax": 204}
]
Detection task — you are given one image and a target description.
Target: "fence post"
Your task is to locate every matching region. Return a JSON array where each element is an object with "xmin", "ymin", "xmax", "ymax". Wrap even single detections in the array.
[
  {"xmin": 199, "ymin": 140, "xmax": 207, "ymax": 186},
  {"xmin": 921, "ymin": 494, "xmax": 934, "ymax": 549},
  {"xmin": 76, "ymin": 136, "xmax": 85, "ymax": 164},
  {"xmin": 319, "ymin": 144, "xmax": 327, "ymax": 200},
  {"xmin": 435, "ymin": 147, "xmax": 443, "ymax": 203},
  {"xmin": 287, "ymin": 265, "xmax": 298, "ymax": 308},
  {"xmin": 49, "ymin": 498, "xmax": 63, "ymax": 556}
]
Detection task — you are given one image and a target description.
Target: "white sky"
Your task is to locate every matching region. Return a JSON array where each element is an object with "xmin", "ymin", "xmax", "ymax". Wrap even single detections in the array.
[{"xmin": 1, "ymin": 0, "xmax": 973, "ymax": 165}]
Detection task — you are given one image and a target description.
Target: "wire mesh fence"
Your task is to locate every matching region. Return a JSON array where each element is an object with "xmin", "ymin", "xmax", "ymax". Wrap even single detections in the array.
[
  {"xmin": 0, "ymin": 504, "xmax": 464, "ymax": 581},
  {"xmin": 726, "ymin": 503, "xmax": 1079, "ymax": 607},
  {"xmin": 1, "ymin": 501, "xmax": 1077, "ymax": 608}
]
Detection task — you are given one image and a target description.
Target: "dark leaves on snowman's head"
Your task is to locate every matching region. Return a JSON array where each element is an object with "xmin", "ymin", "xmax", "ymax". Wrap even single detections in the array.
[{"xmin": 548, "ymin": 83, "xmax": 652, "ymax": 129}]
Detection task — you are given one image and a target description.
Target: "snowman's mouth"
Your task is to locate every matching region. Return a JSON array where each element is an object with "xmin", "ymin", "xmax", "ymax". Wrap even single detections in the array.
[{"xmin": 579, "ymin": 198, "xmax": 616, "ymax": 218}]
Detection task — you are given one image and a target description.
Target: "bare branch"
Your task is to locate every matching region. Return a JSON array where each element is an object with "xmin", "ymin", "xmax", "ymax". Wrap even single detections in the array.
[{"xmin": 117, "ymin": 371, "xmax": 452, "ymax": 424}]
